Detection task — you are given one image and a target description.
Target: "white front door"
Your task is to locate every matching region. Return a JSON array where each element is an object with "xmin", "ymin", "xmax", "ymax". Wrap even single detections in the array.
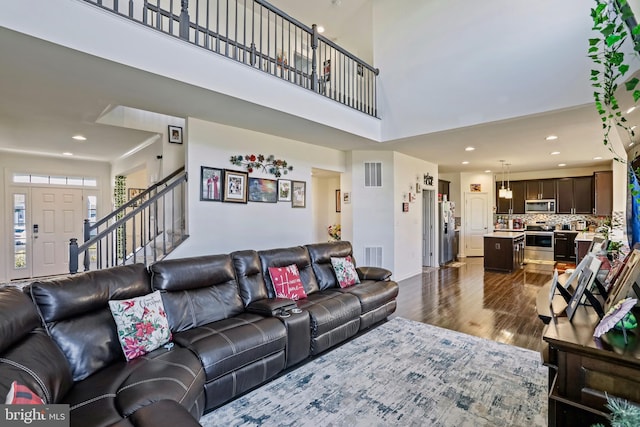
[
  {"xmin": 31, "ymin": 187, "xmax": 84, "ymax": 277},
  {"xmin": 464, "ymin": 192, "xmax": 488, "ymax": 257}
]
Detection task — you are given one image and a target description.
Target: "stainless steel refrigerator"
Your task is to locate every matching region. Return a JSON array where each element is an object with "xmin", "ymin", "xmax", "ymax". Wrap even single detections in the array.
[{"xmin": 439, "ymin": 201, "xmax": 456, "ymax": 265}]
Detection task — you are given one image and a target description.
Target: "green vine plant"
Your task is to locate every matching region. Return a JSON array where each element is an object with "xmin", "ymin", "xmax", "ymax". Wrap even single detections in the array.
[
  {"xmin": 589, "ymin": 0, "xmax": 640, "ymax": 163},
  {"xmin": 114, "ymin": 175, "xmax": 126, "ymax": 261}
]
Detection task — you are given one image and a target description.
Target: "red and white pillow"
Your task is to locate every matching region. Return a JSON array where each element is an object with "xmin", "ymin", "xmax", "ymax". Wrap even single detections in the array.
[
  {"xmin": 5, "ymin": 381, "xmax": 44, "ymax": 404},
  {"xmin": 108, "ymin": 291, "xmax": 172, "ymax": 361},
  {"xmin": 268, "ymin": 264, "xmax": 308, "ymax": 300},
  {"xmin": 331, "ymin": 256, "xmax": 361, "ymax": 288}
]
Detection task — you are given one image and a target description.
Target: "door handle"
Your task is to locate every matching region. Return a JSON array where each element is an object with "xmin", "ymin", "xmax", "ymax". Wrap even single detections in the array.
[{"xmin": 33, "ymin": 224, "xmax": 39, "ymax": 239}]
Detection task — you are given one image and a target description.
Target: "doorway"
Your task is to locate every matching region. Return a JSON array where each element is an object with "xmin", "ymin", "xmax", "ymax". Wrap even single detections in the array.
[
  {"xmin": 464, "ymin": 192, "xmax": 488, "ymax": 257},
  {"xmin": 9, "ymin": 186, "xmax": 87, "ymax": 280},
  {"xmin": 422, "ymin": 189, "xmax": 436, "ymax": 267}
]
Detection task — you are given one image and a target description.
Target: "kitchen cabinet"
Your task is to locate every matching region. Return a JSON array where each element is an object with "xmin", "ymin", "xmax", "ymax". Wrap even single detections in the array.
[
  {"xmin": 526, "ymin": 179, "xmax": 556, "ymax": 200},
  {"xmin": 575, "ymin": 240, "xmax": 591, "ymax": 265},
  {"xmin": 554, "ymin": 231, "xmax": 577, "ymax": 262},
  {"xmin": 593, "ymin": 171, "xmax": 613, "ymax": 216},
  {"xmin": 484, "ymin": 233, "xmax": 524, "ymax": 272},
  {"xmin": 495, "ymin": 180, "xmax": 525, "ymax": 214},
  {"xmin": 438, "ymin": 179, "xmax": 450, "ymax": 201},
  {"xmin": 556, "ymin": 177, "xmax": 593, "ymax": 214}
]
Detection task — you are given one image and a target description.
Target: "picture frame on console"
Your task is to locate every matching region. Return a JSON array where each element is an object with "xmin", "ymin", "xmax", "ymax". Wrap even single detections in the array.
[
  {"xmin": 292, "ymin": 181, "xmax": 306, "ymax": 208},
  {"xmin": 223, "ymin": 170, "xmax": 248, "ymax": 203},
  {"xmin": 248, "ymin": 177, "xmax": 277, "ymax": 203},
  {"xmin": 604, "ymin": 249, "xmax": 640, "ymax": 312},
  {"xmin": 200, "ymin": 166, "xmax": 223, "ymax": 202},
  {"xmin": 566, "ymin": 255, "xmax": 602, "ymax": 321}
]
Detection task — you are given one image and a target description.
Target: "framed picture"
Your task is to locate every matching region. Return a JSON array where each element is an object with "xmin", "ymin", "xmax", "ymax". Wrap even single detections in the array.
[
  {"xmin": 343, "ymin": 192, "xmax": 351, "ymax": 204},
  {"xmin": 336, "ymin": 189, "xmax": 341, "ymax": 212},
  {"xmin": 292, "ymin": 180, "xmax": 306, "ymax": 208},
  {"xmin": 604, "ymin": 249, "xmax": 640, "ymax": 312},
  {"xmin": 223, "ymin": 170, "xmax": 248, "ymax": 203},
  {"xmin": 470, "ymin": 183, "xmax": 482, "ymax": 192},
  {"xmin": 248, "ymin": 177, "xmax": 277, "ymax": 203},
  {"xmin": 566, "ymin": 255, "xmax": 602, "ymax": 321},
  {"xmin": 128, "ymin": 188, "xmax": 144, "ymax": 207},
  {"xmin": 168, "ymin": 125, "xmax": 183, "ymax": 144},
  {"xmin": 200, "ymin": 166, "xmax": 223, "ymax": 201},
  {"xmin": 278, "ymin": 179, "xmax": 292, "ymax": 202}
]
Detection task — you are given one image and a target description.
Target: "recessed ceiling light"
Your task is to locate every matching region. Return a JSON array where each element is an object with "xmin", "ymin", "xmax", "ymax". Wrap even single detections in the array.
[
  {"xmin": 317, "ymin": 26, "xmax": 325, "ymax": 33},
  {"xmin": 558, "ymin": 163, "xmax": 566, "ymax": 167},
  {"xmin": 593, "ymin": 156, "xmax": 603, "ymax": 160},
  {"xmin": 62, "ymin": 152, "xmax": 73, "ymax": 156},
  {"xmin": 632, "ymin": 125, "xmax": 638, "ymax": 130},
  {"xmin": 630, "ymin": 142, "xmax": 635, "ymax": 147},
  {"xmin": 72, "ymin": 135, "xmax": 87, "ymax": 141},
  {"xmin": 550, "ymin": 151, "xmax": 560, "ymax": 155},
  {"xmin": 465, "ymin": 146, "xmax": 475, "ymax": 151},
  {"xmin": 484, "ymin": 170, "xmax": 491, "ymax": 173},
  {"xmin": 462, "ymin": 161, "xmax": 469, "ymax": 165},
  {"xmin": 545, "ymin": 135, "xmax": 558, "ymax": 141},
  {"xmin": 627, "ymin": 106, "xmax": 637, "ymax": 114}
]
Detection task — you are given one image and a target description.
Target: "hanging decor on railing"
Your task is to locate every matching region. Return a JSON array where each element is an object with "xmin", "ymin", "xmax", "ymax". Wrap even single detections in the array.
[{"xmin": 230, "ymin": 154, "xmax": 293, "ymax": 178}]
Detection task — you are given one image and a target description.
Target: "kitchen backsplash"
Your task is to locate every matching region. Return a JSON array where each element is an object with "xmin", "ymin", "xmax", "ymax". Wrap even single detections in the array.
[{"xmin": 493, "ymin": 213, "xmax": 610, "ymax": 228}]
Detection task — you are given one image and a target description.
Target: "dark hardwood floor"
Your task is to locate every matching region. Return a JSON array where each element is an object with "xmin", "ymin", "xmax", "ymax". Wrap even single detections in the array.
[{"xmin": 391, "ymin": 257, "xmax": 550, "ymax": 352}]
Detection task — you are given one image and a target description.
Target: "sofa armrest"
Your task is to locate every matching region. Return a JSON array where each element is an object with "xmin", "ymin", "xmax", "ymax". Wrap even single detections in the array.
[
  {"xmin": 246, "ymin": 298, "xmax": 297, "ymax": 317},
  {"xmin": 357, "ymin": 266, "xmax": 392, "ymax": 281}
]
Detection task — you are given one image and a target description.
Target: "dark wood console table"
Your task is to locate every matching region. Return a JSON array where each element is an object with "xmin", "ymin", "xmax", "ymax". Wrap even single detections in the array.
[{"xmin": 543, "ymin": 306, "xmax": 640, "ymax": 426}]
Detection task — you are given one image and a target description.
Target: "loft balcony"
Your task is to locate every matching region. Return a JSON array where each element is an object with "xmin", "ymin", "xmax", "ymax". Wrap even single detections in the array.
[{"xmin": 84, "ymin": 0, "xmax": 379, "ymax": 117}]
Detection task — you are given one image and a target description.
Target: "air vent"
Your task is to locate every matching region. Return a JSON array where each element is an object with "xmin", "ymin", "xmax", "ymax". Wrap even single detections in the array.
[
  {"xmin": 364, "ymin": 162, "xmax": 382, "ymax": 187},
  {"xmin": 364, "ymin": 246, "xmax": 383, "ymax": 267}
]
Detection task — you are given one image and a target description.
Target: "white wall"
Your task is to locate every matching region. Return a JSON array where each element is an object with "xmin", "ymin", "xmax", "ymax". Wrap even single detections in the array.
[
  {"xmin": 372, "ymin": 0, "xmax": 621, "ymax": 141},
  {"xmin": 168, "ymin": 118, "xmax": 346, "ymax": 258},
  {"xmin": 393, "ymin": 152, "xmax": 438, "ymax": 280},
  {"xmin": 0, "ymin": 153, "xmax": 111, "ymax": 282},
  {"xmin": 311, "ymin": 175, "xmax": 341, "ymax": 243}
]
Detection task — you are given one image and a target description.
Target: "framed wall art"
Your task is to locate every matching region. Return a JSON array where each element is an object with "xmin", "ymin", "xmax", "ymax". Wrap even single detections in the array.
[
  {"xmin": 292, "ymin": 180, "xmax": 306, "ymax": 208},
  {"xmin": 200, "ymin": 166, "xmax": 223, "ymax": 201},
  {"xmin": 128, "ymin": 188, "xmax": 144, "ymax": 207},
  {"xmin": 168, "ymin": 125, "xmax": 183, "ymax": 144},
  {"xmin": 223, "ymin": 170, "xmax": 248, "ymax": 203},
  {"xmin": 336, "ymin": 189, "xmax": 341, "ymax": 212},
  {"xmin": 278, "ymin": 179, "xmax": 292, "ymax": 202},
  {"xmin": 248, "ymin": 177, "xmax": 277, "ymax": 203}
]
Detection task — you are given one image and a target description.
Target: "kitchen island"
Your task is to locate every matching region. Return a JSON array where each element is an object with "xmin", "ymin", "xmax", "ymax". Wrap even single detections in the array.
[{"xmin": 484, "ymin": 232, "xmax": 525, "ymax": 272}]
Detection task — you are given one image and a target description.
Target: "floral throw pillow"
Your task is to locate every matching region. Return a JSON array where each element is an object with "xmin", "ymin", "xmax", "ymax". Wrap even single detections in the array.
[
  {"xmin": 108, "ymin": 291, "xmax": 172, "ymax": 361},
  {"xmin": 268, "ymin": 264, "xmax": 308, "ymax": 300},
  {"xmin": 331, "ymin": 256, "xmax": 361, "ymax": 288}
]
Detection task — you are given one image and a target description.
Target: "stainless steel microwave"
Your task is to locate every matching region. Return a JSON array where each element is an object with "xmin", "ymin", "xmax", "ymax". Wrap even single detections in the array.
[{"xmin": 525, "ymin": 199, "xmax": 555, "ymax": 214}]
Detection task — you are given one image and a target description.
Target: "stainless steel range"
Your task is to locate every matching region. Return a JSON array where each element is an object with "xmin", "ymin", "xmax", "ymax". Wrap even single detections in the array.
[{"xmin": 524, "ymin": 224, "xmax": 554, "ymax": 261}]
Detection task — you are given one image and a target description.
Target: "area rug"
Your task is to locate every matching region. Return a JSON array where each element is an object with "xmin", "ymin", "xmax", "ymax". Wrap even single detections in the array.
[{"xmin": 200, "ymin": 317, "xmax": 547, "ymax": 427}]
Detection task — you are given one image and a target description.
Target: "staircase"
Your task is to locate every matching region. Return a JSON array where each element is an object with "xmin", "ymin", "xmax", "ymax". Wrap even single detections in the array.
[{"xmin": 69, "ymin": 167, "xmax": 188, "ymax": 273}]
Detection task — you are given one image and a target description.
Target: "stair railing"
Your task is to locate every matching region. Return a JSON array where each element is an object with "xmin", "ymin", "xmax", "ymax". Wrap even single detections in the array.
[
  {"xmin": 69, "ymin": 167, "xmax": 187, "ymax": 273},
  {"xmin": 83, "ymin": 0, "xmax": 379, "ymax": 117}
]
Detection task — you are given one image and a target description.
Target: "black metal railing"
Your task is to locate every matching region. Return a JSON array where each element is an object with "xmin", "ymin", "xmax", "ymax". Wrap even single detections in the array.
[
  {"xmin": 69, "ymin": 167, "xmax": 187, "ymax": 273},
  {"xmin": 83, "ymin": 0, "xmax": 379, "ymax": 116}
]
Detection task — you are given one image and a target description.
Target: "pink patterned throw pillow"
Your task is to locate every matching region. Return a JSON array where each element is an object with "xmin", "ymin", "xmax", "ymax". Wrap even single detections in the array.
[
  {"xmin": 268, "ymin": 264, "xmax": 308, "ymax": 300},
  {"xmin": 331, "ymin": 256, "xmax": 361, "ymax": 288},
  {"xmin": 108, "ymin": 291, "xmax": 172, "ymax": 361}
]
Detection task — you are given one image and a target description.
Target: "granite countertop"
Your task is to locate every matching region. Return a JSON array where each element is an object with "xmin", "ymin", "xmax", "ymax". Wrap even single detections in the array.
[
  {"xmin": 575, "ymin": 232, "xmax": 600, "ymax": 242},
  {"xmin": 553, "ymin": 229, "xmax": 579, "ymax": 233},
  {"xmin": 492, "ymin": 228, "xmax": 525, "ymax": 232},
  {"xmin": 484, "ymin": 231, "xmax": 525, "ymax": 239}
]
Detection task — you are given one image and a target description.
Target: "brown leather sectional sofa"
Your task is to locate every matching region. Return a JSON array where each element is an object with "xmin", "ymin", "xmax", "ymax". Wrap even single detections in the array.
[{"xmin": 0, "ymin": 241, "xmax": 398, "ymax": 427}]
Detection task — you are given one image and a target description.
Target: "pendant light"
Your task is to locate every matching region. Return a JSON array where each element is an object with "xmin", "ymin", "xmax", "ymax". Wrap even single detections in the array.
[
  {"xmin": 505, "ymin": 163, "xmax": 513, "ymax": 199},
  {"xmin": 498, "ymin": 160, "xmax": 507, "ymax": 198}
]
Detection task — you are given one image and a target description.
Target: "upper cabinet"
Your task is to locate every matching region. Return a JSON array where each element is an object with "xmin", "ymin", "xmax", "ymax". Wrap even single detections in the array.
[
  {"xmin": 594, "ymin": 171, "xmax": 613, "ymax": 216},
  {"xmin": 439, "ymin": 179, "xmax": 450, "ymax": 201},
  {"xmin": 556, "ymin": 177, "xmax": 593, "ymax": 214},
  {"xmin": 526, "ymin": 179, "xmax": 556, "ymax": 200},
  {"xmin": 495, "ymin": 180, "xmax": 525, "ymax": 214}
]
